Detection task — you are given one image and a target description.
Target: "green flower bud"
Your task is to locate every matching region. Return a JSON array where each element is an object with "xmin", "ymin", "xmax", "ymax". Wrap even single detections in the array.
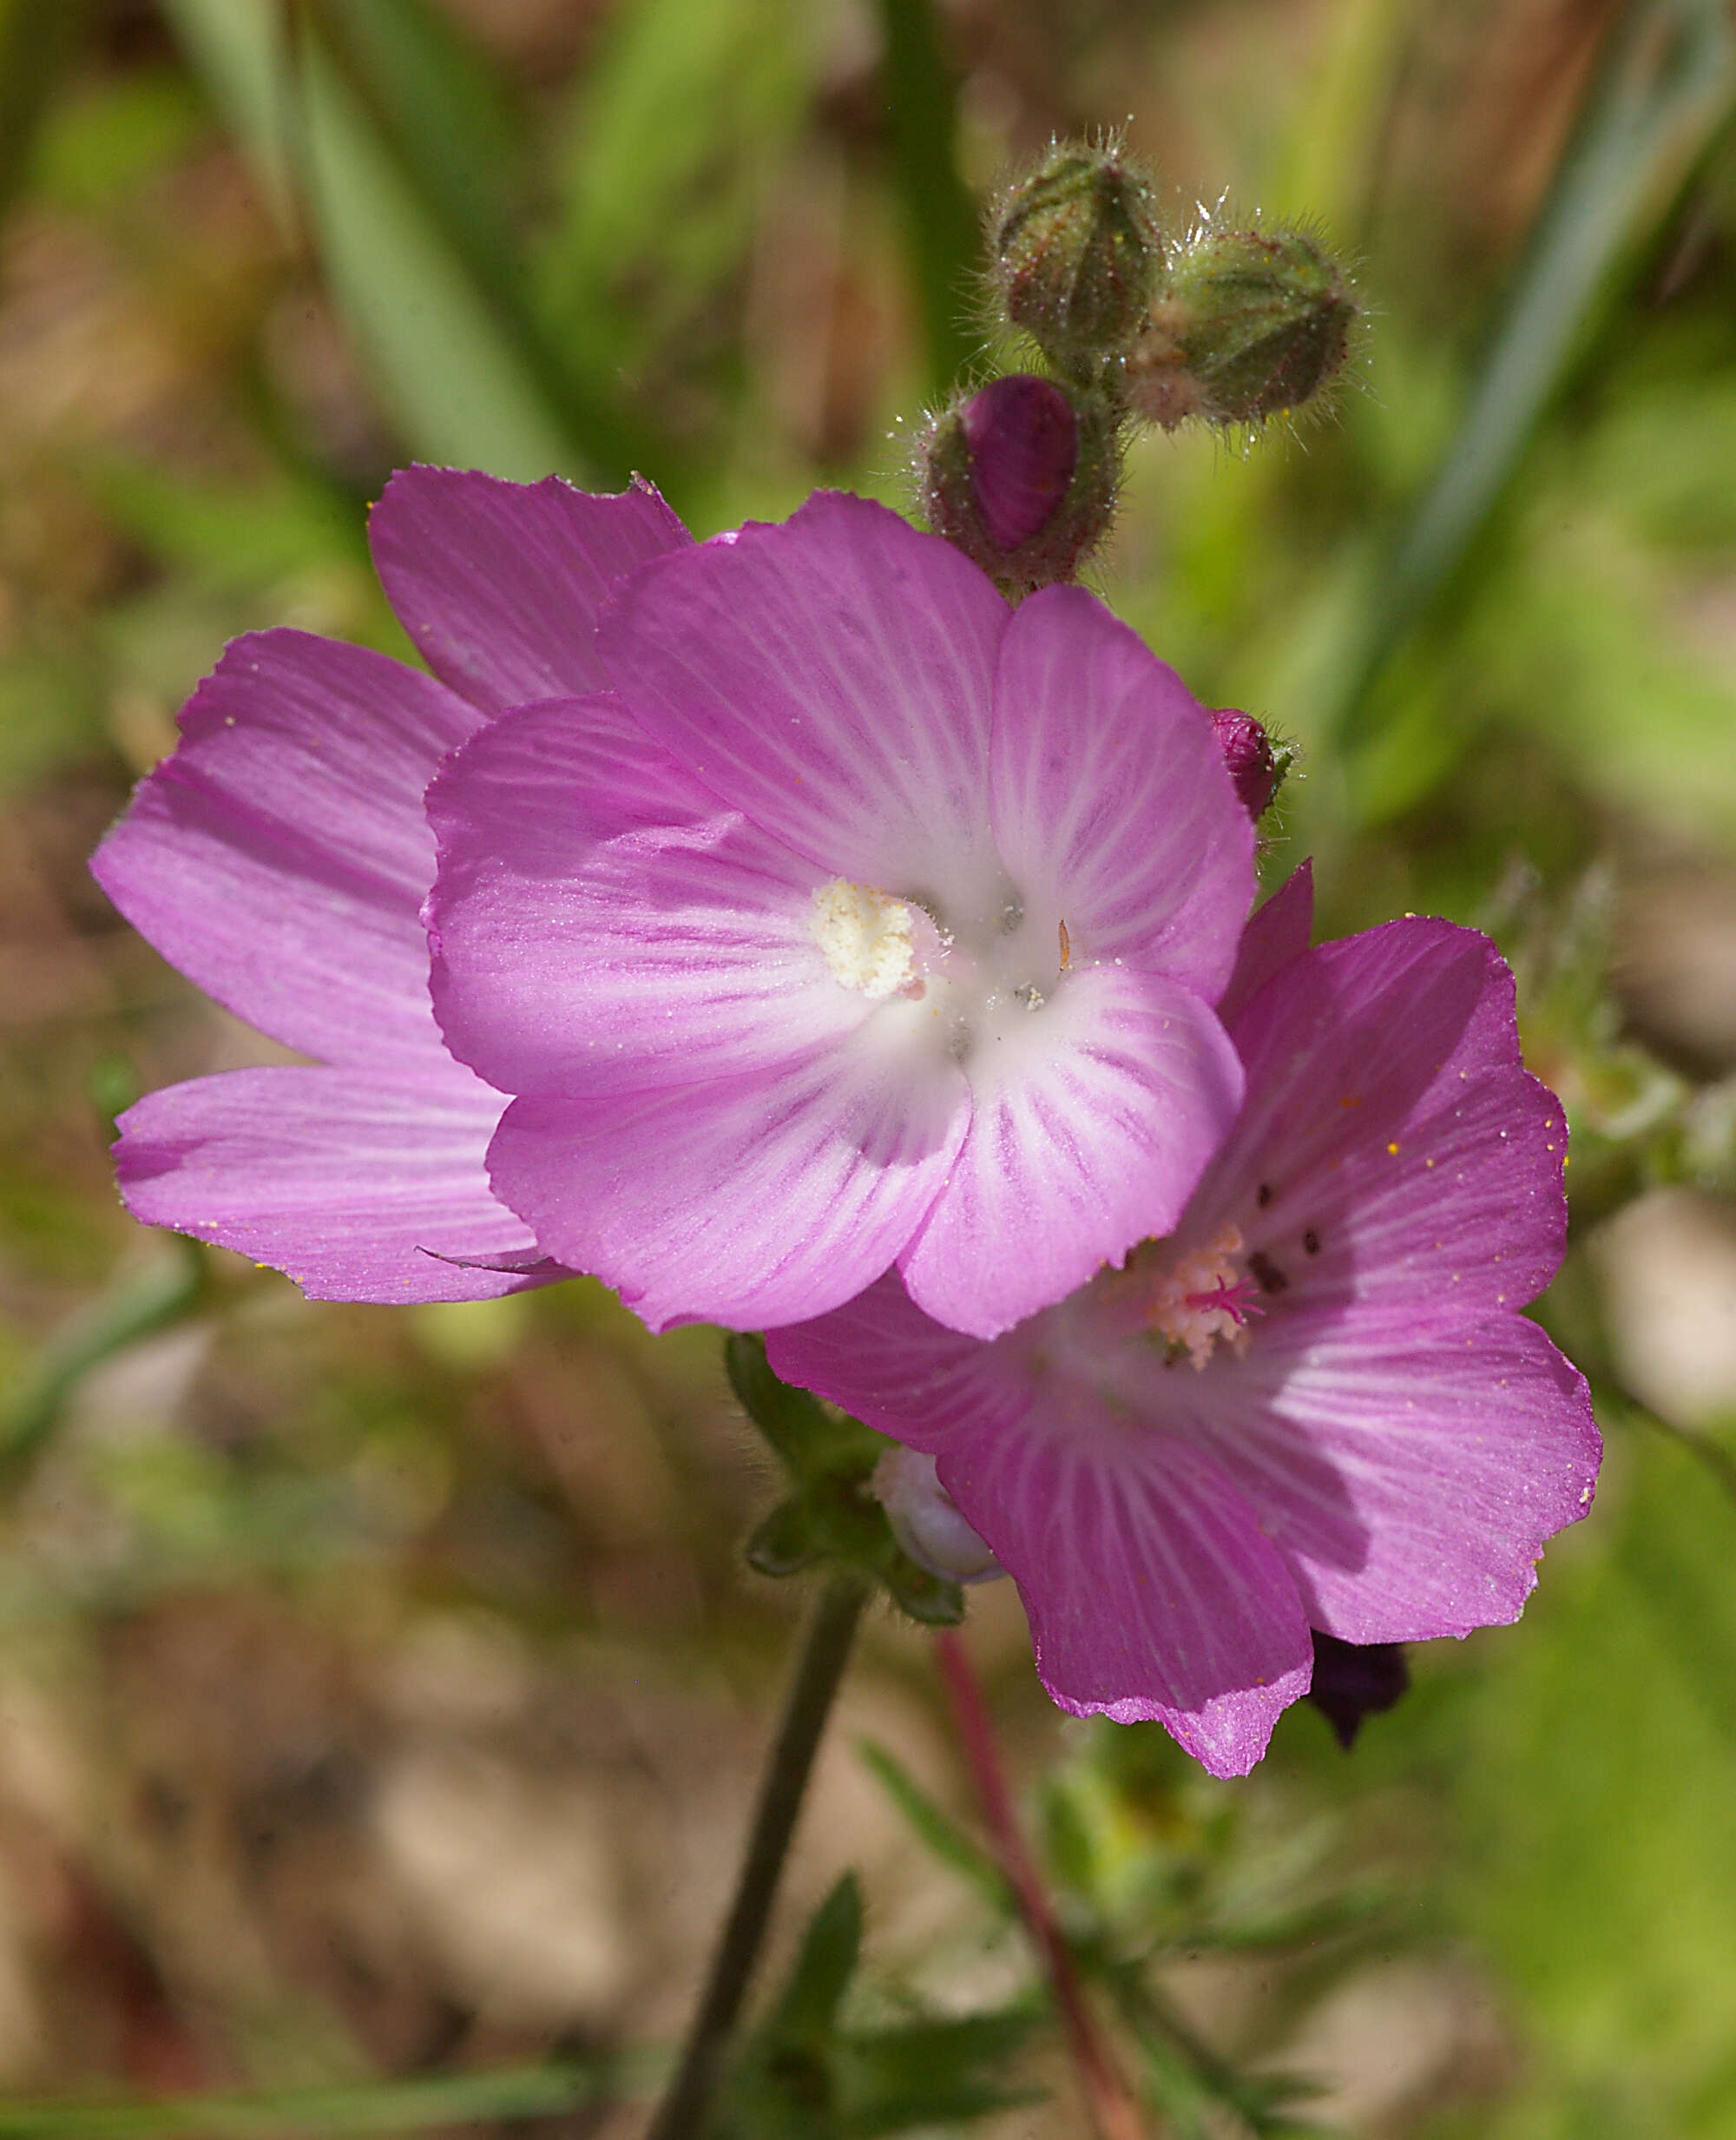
[
  {"xmin": 1128, "ymin": 221, "xmax": 1356, "ymax": 431},
  {"xmin": 917, "ymin": 373, "xmax": 1121, "ymax": 598},
  {"xmin": 989, "ymin": 141, "xmax": 1165, "ymax": 382}
]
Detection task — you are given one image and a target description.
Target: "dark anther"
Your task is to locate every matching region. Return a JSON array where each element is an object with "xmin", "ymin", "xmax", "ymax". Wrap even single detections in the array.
[
  {"xmin": 1256, "ymin": 1182, "xmax": 1273, "ymax": 1207},
  {"xmin": 1248, "ymin": 1249, "xmax": 1288, "ymax": 1294},
  {"xmin": 1303, "ymin": 1228, "xmax": 1320, "ymax": 1255}
]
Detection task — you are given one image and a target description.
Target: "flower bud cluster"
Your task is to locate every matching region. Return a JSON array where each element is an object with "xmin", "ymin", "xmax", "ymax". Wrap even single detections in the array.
[
  {"xmin": 910, "ymin": 140, "xmax": 1332, "ymax": 818},
  {"xmin": 984, "ymin": 142, "xmax": 1358, "ymax": 434}
]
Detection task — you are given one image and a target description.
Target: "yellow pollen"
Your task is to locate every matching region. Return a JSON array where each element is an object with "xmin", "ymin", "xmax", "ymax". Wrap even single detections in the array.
[
  {"xmin": 811, "ymin": 878, "xmax": 917, "ymax": 998},
  {"xmin": 1146, "ymin": 1221, "xmax": 1251, "ymax": 1370}
]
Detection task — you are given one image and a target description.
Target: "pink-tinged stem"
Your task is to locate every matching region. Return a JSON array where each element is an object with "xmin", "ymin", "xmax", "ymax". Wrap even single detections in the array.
[{"xmin": 933, "ymin": 1629, "xmax": 1149, "ymax": 2140}]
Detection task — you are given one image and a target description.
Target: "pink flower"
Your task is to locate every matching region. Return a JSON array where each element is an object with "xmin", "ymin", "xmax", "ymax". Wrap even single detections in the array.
[
  {"xmin": 767, "ymin": 868, "xmax": 1601, "ymax": 1776},
  {"xmin": 424, "ymin": 488, "xmax": 1252, "ymax": 1336},
  {"xmin": 94, "ymin": 474, "xmax": 1254, "ymax": 1336},
  {"xmin": 91, "ymin": 468, "xmax": 690, "ymax": 1301}
]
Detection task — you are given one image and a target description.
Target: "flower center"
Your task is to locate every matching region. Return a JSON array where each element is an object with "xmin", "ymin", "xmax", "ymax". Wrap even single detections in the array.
[
  {"xmin": 812, "ymin": 877, "xmax": 1068, "ymax": 1054},
  {"xmin": 811, "ymin": 879, "xmax": 917, "ymax": 999},
  {"xmin": 1141, "ymin": 1221, "xmax": 1262, "ymax": 1369}
]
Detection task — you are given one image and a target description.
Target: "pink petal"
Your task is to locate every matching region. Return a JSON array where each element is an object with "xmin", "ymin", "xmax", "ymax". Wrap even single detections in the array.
[
  {"xmin": 92, "ymin": 631, "xmax": 482, "ymax": 1066},
  {"xmin": 115, "ymin": 1064, "xmax": 541, "ymax": 1302},
  {"xmin": 988, "ymin": 586, "xmax": 1253, "ymax": 994},
  {"xmin": 426, "ymin": 697, "xmax": 860, "ymax": 1097},
  {"xmin": 484, "ymin": 1028, "xmax": 970, "ymax": 1333},
  {"xmin": 937, "ymin": 1409, "xmax": 1312, "ymax": 1776},
  {"xmin": 898, "ymin": 965, "xmax": 1244, "ymax": 1339},
  {"xmin": 767, "ymin": 1265, "xmax": 1031, "ymax": 1445},
  {"xmin": 596, "ymin": 492, "xmax": 1011, "ymax": 914},
  {"xmin": 369, "ymin": 467, "xmax": 689, "ymax": 713},
  {"xmin": 1195, "ymin": 920, "xmax": 1569, "ymax": 1315},
  {"xmin": 1200, "ymin": 1307, "xmax": 1599, "ymax": 1642},
  {"xmin": 1218, "ymin": 859, "xmax": 1314, "ymax": 1027}
]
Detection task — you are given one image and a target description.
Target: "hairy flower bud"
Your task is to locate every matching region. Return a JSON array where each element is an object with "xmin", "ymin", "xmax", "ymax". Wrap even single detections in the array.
[
  {"xmin": 1208, "ymin": 707, "xmax": 1290, "ymax": 819},
  {"xmin": 990, "ymin": 142, "xmax": 1165, "ymax": 381},
  {"xmin": 918, "ymin": 374, "xmax": 1120, "ymax": 597},
  {"xmin": 1128, "ymin": 221, "xmax": 1356, "ymax": 431}
]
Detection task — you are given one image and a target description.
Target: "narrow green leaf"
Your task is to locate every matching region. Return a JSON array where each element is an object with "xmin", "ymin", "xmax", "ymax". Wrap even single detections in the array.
[
  {"xmin": 855, "ymin": 1738, "xmax": 1010, "ymax": 1911},
  {"xmin": 161, "ymin": 0, "xmax": 648, "ymax": 484},
  {"xmin": 300, "ymin": 0, "xmax": 526, "ymax": 271},
  {"xmin": 838, "ymin": 2008, "xmax": 1043, "ymax": 2135},
  {"xmin": 1335, "ymin": 0, "xmax": 1736, "ymax": 753},
  {"xmin": 0, "ymin": 1242, "xmax": 207, "ymax": 1478},
  {"xmin": 295, "ymin": 0, "xmax": 656, "ymax": 484},
  {"xmin": 541, "ymin": 0, "xmax": 812, "ymax": 374},
  {"xmin": 0, "ymin": 0, "xmax": 92, "ymax": 225},
  {"xmin": 876, "ymin": 0, "xmax": 983, "ymax": 394},
  {"xmin": 155, "ymin": 0, "xmax": 296, "ymax": 227},
  {"xmin": 293, "ymin": 25, "xmax": 587, "ymax": 482},
  {"xmin": 0, "ymin": 2054, "xmax": 654, "ymax": 2137},
  {"xmin": 768, "ymin": 1874, "xmax": 864, "ymax": 2046}
]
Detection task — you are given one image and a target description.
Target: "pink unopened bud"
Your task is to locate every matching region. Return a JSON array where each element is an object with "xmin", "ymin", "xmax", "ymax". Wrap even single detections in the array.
[
  {"xmin": 962, "ymin": 375, "xmax": 1079, "ymax": 553},
  {"xmin": 917, "ymin": 374, "xmax": 1120, "ymax": 598},
  {"xmin": 1209, "ymin": 708, "xmax": 1286, "ymax": 819}
]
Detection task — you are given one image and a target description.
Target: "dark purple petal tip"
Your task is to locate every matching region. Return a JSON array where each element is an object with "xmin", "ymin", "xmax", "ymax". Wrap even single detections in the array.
[{"xmin": 1305, "ymin": 1630, "xmax": 1410, "ymax": 1749}]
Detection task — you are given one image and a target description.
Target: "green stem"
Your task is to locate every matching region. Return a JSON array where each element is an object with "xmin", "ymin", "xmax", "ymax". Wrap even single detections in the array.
[
  {"xmin": 877, "ymin": 0, "xmax": 981, "ymax": 396},
  {"xmin": 646, "ymin": 1571, "xmax": 868, "ymax": 2140}
]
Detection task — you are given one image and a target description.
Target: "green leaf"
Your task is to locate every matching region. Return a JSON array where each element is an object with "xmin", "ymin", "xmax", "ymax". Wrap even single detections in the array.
[
  {"xmin": 1335, "ymin": 0, "xmax": 1736, "ymax": 757},
  {"xmin": 876, "ymin": 0, "xmax": 982, "ymax": 394},
  {"xmin": 299, "ymin": 0, "xmax": 527, "ymax": 274},
  {"xmin": 0, "ymin": 2055, "xmax": 651, "ymax": 2137},
  {"xmin": 729, "ymin": 1342, "xmax": 965, "ymax": 1617},
  {"xmin": 746, "ymin": 1498, "xmax": 826, "ymax": 1578},
  {"xmin": 0, "ymin": 0, "xmax": 93, "ymax": 226},
  {"xmin": 155, "ymin": 0, "xmax": 297, "ymax": 227},
  {"xmin": 160, "ymin": 0, "xmax": 647, "ymax": 483},
  {"xmin": 718, "ymin": 1875, "xmax": 1037, "ymax": 2139},
  {"xmin": 727, "ymin": 1333, "xmax": 843, "ymax": 1479},
  {"xmin": 0, "ymin": 1242, "xmax": 208, "ymax": 1478},
  {"xmin": 293, "ymin": 25, "xmax": 589, "ymax": 482},
  {"xmin": 869, "ymin": 1542, "xmax": 965, "ymax": 1627},
  {"xmin": 1456, "ymin": 1429, "xmax": 1736, "ymax": 2116},
  {"xmin": 768, "ymin": 1874, "xmax": 864, "ymax": 2047},
  {"xmin": 725, "ymin": 1335, "xmax": 884, "ymax": 1483},
  {"xmin": 836, "ymin": 2008, "xmax": 1042, "ymax": 2135},
  {"xmin": 855, "ymin": 1737, "xmax": 1010, "ymax": 1911},
  {"xmin": 540, "ymin": 0, "xmax": 812, "ymax": 374},
  {"xmin": 83, "ymin": 458, "xmax": 364, "ymax": 591}
]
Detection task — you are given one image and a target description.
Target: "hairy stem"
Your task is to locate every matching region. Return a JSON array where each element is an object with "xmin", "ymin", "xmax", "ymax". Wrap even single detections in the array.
[
  {"xmin": 647, "ymin": 1571, "xmax": 868, "ymax": 2140},
  {"xmin": 934, "ymin": 1629, "xmax": 1150, "ymax": 2140}
]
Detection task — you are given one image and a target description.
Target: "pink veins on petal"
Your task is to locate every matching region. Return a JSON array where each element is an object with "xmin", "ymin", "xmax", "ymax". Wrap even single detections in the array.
[
  {"xmin": 425, "ymin": 490, "xmax": 1254, "ymax": 1338},
  {"xmin": 767, "ymin": 872, "xmax": 1601, "ymax": 1777},
  {"xmin": 89, "ymin": 467, "xmax": 690, "ymax": 1301}
]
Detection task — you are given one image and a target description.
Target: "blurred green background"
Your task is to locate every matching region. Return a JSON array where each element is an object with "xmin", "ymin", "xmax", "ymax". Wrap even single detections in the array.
[{"xmin": 2, "ymin": 0, "xmax": 1735, "ymax": 2133}]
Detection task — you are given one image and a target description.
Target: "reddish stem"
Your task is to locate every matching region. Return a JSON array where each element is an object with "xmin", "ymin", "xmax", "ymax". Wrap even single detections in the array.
[{"xmin": 934, "ymin": 1629, "xmax": 1149, "ymax": 2140}]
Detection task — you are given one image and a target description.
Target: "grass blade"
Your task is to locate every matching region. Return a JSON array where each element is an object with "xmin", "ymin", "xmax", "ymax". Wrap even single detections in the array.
[
  {"xmin": 1335, "ymin": 0, "xmax": 1736, "ymax": 754},
  {"xmin": 0, "ymin": 2052, "xmax": 659, "ymax": 2138},
  {"xmin": 877, "ymin": 0, "xmax": 982, "ymax": 396}
]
